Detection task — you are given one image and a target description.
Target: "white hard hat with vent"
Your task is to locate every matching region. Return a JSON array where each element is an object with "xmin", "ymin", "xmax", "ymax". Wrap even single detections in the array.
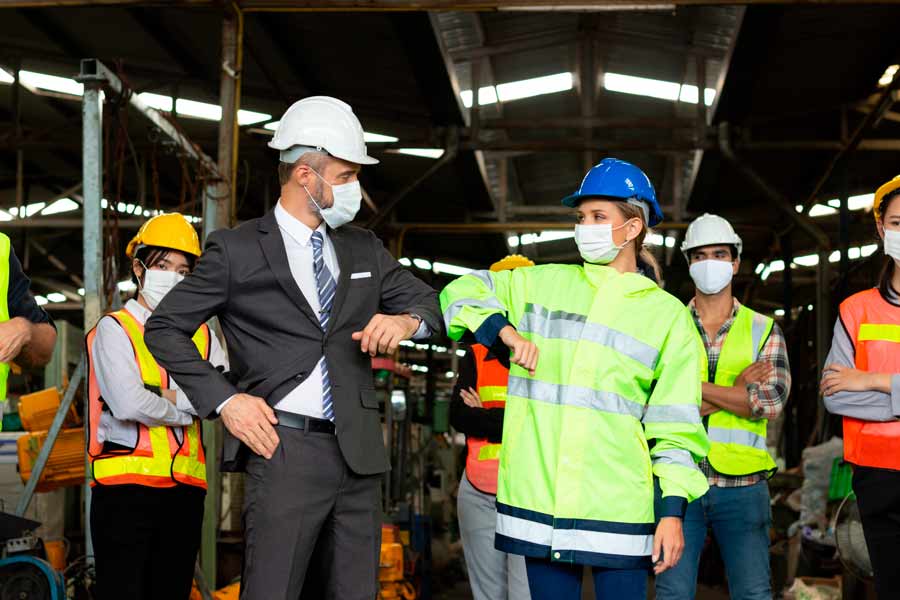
[
  {"xmin": 268, "ymin": 96, "xmax": 379, "ymax": 166},
  {"xmin": 681, "ymin": 213, "xmax": 743, "ymax": 261}
]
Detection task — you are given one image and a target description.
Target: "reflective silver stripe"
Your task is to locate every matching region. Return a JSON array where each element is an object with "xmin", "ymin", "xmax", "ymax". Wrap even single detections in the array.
[
  {"xmin": 651, "ymin": 448, "xmax": 698, "ymax": 470},
  {"xmin": 707, "ymin": 426, "xmax": 767, "ymax": 451},
  {"xmin": 442, "ymin": 297, "xmax": 506, "ymax": 332},
  {"xmin": 749, "ymin": 312, "xmax": 773, "ymax": 361},
  {"xmin": 643, "ymin": 404, "xmax": 702, "ymax": 425},
  {"xmin": 496, "ymin": 511, "xmax": 553, "ymax": 547},
  {"xmin": 553, "ymin": 528, "xmax": 654, "ymax": 557},
  {"xmin": 497, "ymin": 512, "xmax": 654, "ymax": 557},
  {"xmin": 519, "ymin": 303, "xmax": 659, "ymax": 371},
  {"xmin": 470, "ymin": 269, "xmax": 495, "ymax": 292},
  {"xmin": 508, "ymin": 376, "xmax": 643, "ymax": 420}
]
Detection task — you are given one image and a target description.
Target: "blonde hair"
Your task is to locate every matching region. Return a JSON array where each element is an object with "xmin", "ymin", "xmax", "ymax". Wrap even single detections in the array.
[{"xmin": 615, "ymin": 201, "xmax": 662, "ymax": 283}]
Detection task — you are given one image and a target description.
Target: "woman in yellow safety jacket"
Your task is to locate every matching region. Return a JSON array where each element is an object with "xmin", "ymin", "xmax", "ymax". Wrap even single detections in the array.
[
  {"xmin": 86, "ymin": 213, "xmax": 228, "ymax": 600},
  {"xmin": 822, "ymin": 176, "xmax": 900, "ymax": 599},
  {"xmin": 440, "ymin": 158, "xmax": 710, "ymax": 600}
]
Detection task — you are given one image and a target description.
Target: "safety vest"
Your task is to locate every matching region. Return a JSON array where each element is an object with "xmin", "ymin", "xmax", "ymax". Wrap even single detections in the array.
[
  {"xmin": 86, "ymin": 308, "xmax": 209, "ymax": 489},
  {"xmin": 839, "ymin": 288, "xmax": 900, "ymax": 471},
  {"xmin": 464, "ymin": 343, "xmax": 508, "ymax": 495},
  {"xmin": 0, "ymin": 233, "xmax": 9, "ymax": 411},
  {"xmin": 705, "ymin": 305, "xmax": 777, "ymax": 477},
  {"xmin": 441, "ymin": 263, "xmax": 710, "ymax": 569}
]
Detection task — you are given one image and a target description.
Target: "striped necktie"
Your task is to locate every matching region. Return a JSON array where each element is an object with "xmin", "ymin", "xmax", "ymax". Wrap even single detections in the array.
[{"xmin": 311, "ymin": 231, "xmax": 336, "ymax": 421}]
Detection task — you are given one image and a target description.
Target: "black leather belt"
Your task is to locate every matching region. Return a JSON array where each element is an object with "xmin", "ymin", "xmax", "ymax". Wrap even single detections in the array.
[{"xmin": 274, "ymin": 410, "xmax": 335, "ymax": 435}]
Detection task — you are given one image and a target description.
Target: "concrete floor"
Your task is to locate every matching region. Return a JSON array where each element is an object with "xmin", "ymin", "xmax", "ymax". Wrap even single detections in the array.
[{"xmin": 434, "ymin": 575, "xmax": 731, "ymax": 600}]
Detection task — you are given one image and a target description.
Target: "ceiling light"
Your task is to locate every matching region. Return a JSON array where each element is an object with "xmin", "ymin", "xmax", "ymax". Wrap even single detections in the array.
[
  {"xmin": 398, "ymin": 258, "xmax": 412, "ymax": 267},
  {"xmin": 878, "ymin": 64, "xmax": 899, "ymax": 87},
  {"xmin": 46, "ymin": 292, "xmax": 66, "ymax": 303},
  {"xmin": 19, "ymin": 70, "xmax": 83, "ymax": 97},
  {"xmin": 41, "ymin": 198, "xmax": 80, "ymax": 215},
  {"xmin": 604, "ymin": 72, "xmax": 715, "ymax": 106},
  {"xmin": 433, "ymin": 262, "xmax": 473, "ymax": 276},
  {"xmin": 34, "ymin": 296, "xmax": 48, "ymax": 306},
  {"xmin": 393, "ymin": 148, "xmax": 445, "ymax": 159},
  {"xmin": 413, "ymin": 258, "xmax": 432, "ymax": 270},
  {"xmin": 808, "ymin": 204, "xmax": 837, "ymax": 217},
  {"xmin": 0, "ymin": 210, "xmax": 13, "ymax": 222},
  {"xmin": 775, "ymin": 309, "xmax": 785, "ymax": 317},
  {"xmin": 461, "ymin": 72, "xmax": 573, "ymax": 109}
]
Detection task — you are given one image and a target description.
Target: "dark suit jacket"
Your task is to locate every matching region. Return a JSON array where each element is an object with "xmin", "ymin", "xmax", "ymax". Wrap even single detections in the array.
[{"xmin": 144, "ymin": 211, "xmax": 442, "ymax": 474}]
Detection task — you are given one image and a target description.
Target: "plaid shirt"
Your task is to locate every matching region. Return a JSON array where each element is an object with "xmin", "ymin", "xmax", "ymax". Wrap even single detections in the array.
[{"xmin": 690, "ymin": 298, "xmax": 791, "ymax": 488}]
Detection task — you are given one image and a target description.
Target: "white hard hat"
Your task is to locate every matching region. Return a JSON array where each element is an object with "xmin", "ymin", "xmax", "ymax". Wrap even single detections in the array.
[
  {"xmin": 268, "ymin": 96, "xmax": 379, "ymax": 166},
  {"xmin": 681, "ymin": 213, "xmax": 743, "ymax": 262}
]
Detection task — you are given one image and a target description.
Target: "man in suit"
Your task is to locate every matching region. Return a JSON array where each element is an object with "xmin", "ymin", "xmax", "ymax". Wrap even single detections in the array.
[{"xmin": 145, "ymin": 96, "xmax": 442, "ymax": 599}]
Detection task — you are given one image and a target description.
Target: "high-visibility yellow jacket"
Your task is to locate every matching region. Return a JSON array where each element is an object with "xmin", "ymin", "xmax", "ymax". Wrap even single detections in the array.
[{"xmin": 441, "ymin": 263, "xmax": 710, "ymax": 569}]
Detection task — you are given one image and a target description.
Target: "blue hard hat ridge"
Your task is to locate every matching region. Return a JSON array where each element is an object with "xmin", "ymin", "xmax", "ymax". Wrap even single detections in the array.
[{"xmin": 561, "ymin": 157, "xmax": 664, "ymax": 227}]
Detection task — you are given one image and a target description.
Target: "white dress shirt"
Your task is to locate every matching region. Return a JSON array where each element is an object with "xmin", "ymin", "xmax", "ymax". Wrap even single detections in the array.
[
  {"xmin": 92, "ymin": 298, "xmax": 228, "ymax": 446},
  {"xmin": 226, "ymin": 200, "xmax": 430, "ymax": 418}
]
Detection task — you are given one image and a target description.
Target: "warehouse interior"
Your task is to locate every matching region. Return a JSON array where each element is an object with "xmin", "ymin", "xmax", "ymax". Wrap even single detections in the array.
[{"xmin": 0, "ymin": 1, "xmax": 898, "ymax": 599}]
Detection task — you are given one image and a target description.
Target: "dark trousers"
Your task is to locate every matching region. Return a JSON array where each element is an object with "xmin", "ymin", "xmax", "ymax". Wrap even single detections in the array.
[
  {"xmin": 91, "ymin": 483, "xmax": 205, "ymax": 600},
  {"xmin": 240, "ymin": 426, "xmax": 382, "ymax": 600},
  {"xmin": 525, "ymin": 557, "xmax": 648, "ymax": 600},
  {"xmin": 852, "ymin": 466, "xmax": 900, "ymax": 599}
]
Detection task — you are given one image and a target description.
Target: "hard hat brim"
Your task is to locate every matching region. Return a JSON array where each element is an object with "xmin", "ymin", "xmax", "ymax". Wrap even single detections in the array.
[{"xmin": 561, "ymin": 193, "xmax": 662, "ymax": 227}]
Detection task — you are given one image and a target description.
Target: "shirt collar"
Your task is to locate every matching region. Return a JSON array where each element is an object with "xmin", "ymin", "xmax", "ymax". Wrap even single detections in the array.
[
  {"xmin": 274, "ymin": 200, "xmax": 326, "ymax": 247},
  {"xmin": 124, "ymin": 298, "xmax": 151, "ymax": 324}
]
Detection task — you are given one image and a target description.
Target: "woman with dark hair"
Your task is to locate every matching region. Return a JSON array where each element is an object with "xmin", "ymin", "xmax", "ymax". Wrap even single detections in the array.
[
  {"xmin": 86, "ymin": 213, "xmax": 228, "ymax": 600},
  {"xmin": 822, "ymin": 176, "xmax": 900, "ymax": 599}
]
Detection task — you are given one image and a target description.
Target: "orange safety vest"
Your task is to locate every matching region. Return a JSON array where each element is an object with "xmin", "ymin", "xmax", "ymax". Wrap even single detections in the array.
[
  {"xmin": 86, "ymin": 308, "xmax": 210, "ymax": 489},
  {"xmin": 464, "ymin": 344, "xmax": 508, "ymax": 495},
  {"xmin": 839, "ymin": 288, "xmax": 900, "ymax": 471}
]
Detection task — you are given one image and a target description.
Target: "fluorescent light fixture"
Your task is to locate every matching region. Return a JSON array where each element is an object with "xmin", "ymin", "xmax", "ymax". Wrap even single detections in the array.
[
  {"xmin": 19, "ymin": 70, "xmax": 83, "ymax": 97},
  {"xmin": 848, "ymin": 247, "xmax": 861, "ymax": 260},
  {"xmin": 665, "ymin": 236, "xmax": 676, "ymax": 248},
  {"xmin": 461, "ymin": 72, "xmax": 574, "ymax": 108},
  {"xmin": 879, "ymin": 64, "xmax": 899, "ymax": 87},
  {"xmin": 394, "ymin": 148, "xmax": 445, "ymax": 159},
  {"xmin": 795, "ymin": 205, "xmax": 803, "ymax": 213},
  {"xmin": 603, "ymin": 72, "xmax": 715, "ymax": 106},
  {"xmin": 117, "ymin": 280, "xmax": 137, "ymax": 292},
  {"xmin": 173, "ymin": 98, "xmax": 270, "ymax": 126},
  {"xmin": 46, "ymin": 292, "xmax": 66, "ymax": 303},
  {"xmin": 793, "ymin": 254, "xmax": 819, "ymax": 267},
  {"xmin": 263, "ymin": 121, "xmax": 279, "ymax": 131},
  {"xmin": 808, "ymin": 204, "xmax": 838, "ymax": 217},
  {"xmin": 445, "ymin": 371, "xmax": 455, "ymax": 379},
  {"xmin": 508, "ymin": 235, "xmax": 520, "ymax": 247},
  {"xmin": 9, "ymin": 202, "xmax": 46, "ymax": 218},
  {"xmin": 0, "ymin": 210, "xmax": 12, "ymax": 222},
  {"xmin": 433, "ymin": 262, "xmax": 473, "ymax": 276},
  {"xmin": 647, "ymin": 233, "xmax": 665, "ymax": 246},
  {"xmin": 78, "ymin": 288, "xmax": 85, "ymax": 296},
  {"xmin": 775, "ymin": 309, "xmax": 785, "ymax": 317},
  {"xmin": 456, "ymin": 349, "xmax": 466, "ymax": 357},
  {"xmin": 398, "ymin": 258, "xmax": 412, "ymax": 267},
  {"xmin": 861, "ymin": 244, "xmax": 878, "ymax": 257},
  {"xmin": 34, "ymin": 295, "xmax": 48, "ymax": 306},
  {"xmin": 41, "ymin": 198, "xmax": 80, "ymax": 215},
  {"xmin": 755, "ymin": 263, "xmax": 766, "ymax": 275},
  {"xmin": 137, "ymin": 92, "xmax": 174, "ymax": 112},
  {"xmin": 519, "ymin": 231, "xmax": 575, "ymax": 246},
  {"xmin": 0, "ymin": 68, "xmax": 13, "ymax": 84},
  {"xmin": 399, "ymin": 340, "xmax": 415, "ymax": 347},
  {"xmin": 413, "ymin": 258, "xmax": 432, "ymax": 270},
  {"xmin": 768, "ymin": 260, "xmax": 785, "ymax": 273},
  {"xmin": 808, "ymin": 304, "xmax": 814, "ymax": 311},
  {"xmin": 829, "ymin": 250, "xmax": 841, "ymax": 263},
  {"xmin": 848, "ymin": 193, "xmax": 875, "ymax": 211}
]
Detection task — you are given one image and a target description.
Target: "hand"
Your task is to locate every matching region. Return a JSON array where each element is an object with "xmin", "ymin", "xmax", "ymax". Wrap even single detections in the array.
[
  {"xmin": 498, "ymin": 326, "xmax": 538, "ymax": 376},
  {"xmin": 460, "ymin": 387, "xmax": 483, "ymax": 408},
  {"xmin": 700, "ymin": 400, "xmax": 719, "ymax": 417},
  {"xmin": 653, "ymin": 516, "xmax": 684, "ymax": 575},
  {"xmin": 0, "ymin": 318, "xmax": 32, "ymax": 364},
  {"xmin": 735, "ymin": 361, "xmax": 773, "ymax": 388},
  {"xmin": 821, "ymin": 364, "xmax": 876, "ymax": 396},
  {"xmin": 352, "ymin": 314, "xmax": 420, "ymax": 357},
  {"xmin": 162, "ymin": 389, "xmax": 178, "ymax": 405},
  {"xmin": 220, "ymin": 393, "xmax": 280, "ymax": 459}
]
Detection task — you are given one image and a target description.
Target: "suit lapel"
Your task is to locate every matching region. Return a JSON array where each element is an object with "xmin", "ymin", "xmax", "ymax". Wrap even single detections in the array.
[
  {"xmin": 328, "ymin": 226, "xmax": 353, "ymax": 333},
  {"xmin": 257, "ymin": 212, "xmax": 321, "ymax": 330}
]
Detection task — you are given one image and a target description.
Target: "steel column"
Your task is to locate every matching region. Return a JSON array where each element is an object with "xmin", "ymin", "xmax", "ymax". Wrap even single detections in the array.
[{"xmin": 80, "ymin": 76, "xmax": 104, "ymax": 567}]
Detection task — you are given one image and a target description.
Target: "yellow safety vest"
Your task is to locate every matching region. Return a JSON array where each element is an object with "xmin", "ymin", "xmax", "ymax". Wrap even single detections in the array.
[
  {"xmin": 86, "ymin": 308, "xmax": 209, "ymax": 489},
  {"xmin": 0, "ymin": 233, "xmax": 11, "ymax": 416},
  {"xmin": 706, "ymin": 305, "xmax": 777, "ymax": 477}
]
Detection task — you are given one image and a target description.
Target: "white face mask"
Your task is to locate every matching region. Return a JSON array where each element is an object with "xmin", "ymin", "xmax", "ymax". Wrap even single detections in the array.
[
  {"xmin": 575, "ymin": 222, "xmax": 632, "ymax": 264},
  {"xmin": 140, "ymin": 267, "xmax": 184, "ymax": 310},
  {"xmin": 304, "ymin": 169, "xmax": 362, "ymax": 229},
  {"xmin": 885, "ymin": 229, "xmax": 900, "ymax": 262},
  {"xmin": 689, "ymin": 260, "xmax": 734, "ymax": 295}
]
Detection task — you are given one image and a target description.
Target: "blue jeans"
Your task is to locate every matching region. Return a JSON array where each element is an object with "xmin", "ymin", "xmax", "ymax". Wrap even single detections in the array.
[
  {"xmin": 654, "ymin": 480, "xmax": 772, "ymax": 600},
  {"xmin": 525, "ymin": 557, "xmax": 648, "ymax": 600}
]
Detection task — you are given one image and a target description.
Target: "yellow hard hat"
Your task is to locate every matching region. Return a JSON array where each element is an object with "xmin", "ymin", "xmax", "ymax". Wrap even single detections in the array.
[
  {"xmin": 875, "ymin": 175, "xmax": 900, "ymax": 222},
  {"xmin": 126, "ymin": 213, "xmax": 201, "ymax": 259},
  {"xmin": 490, "ymin": 254, "xmax": 535, "ymax": 272}
]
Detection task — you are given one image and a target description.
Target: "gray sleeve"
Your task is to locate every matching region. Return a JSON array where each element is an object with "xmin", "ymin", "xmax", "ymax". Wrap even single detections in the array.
[{"xmin": 823, "ymin": 317, "xmax": 900, "ymax": 422}]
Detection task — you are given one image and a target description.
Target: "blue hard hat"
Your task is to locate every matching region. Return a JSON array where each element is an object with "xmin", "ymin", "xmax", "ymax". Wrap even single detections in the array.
[{"xmin": 561, "ymin": 158, "xmax": 663, "ymax": 227}]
